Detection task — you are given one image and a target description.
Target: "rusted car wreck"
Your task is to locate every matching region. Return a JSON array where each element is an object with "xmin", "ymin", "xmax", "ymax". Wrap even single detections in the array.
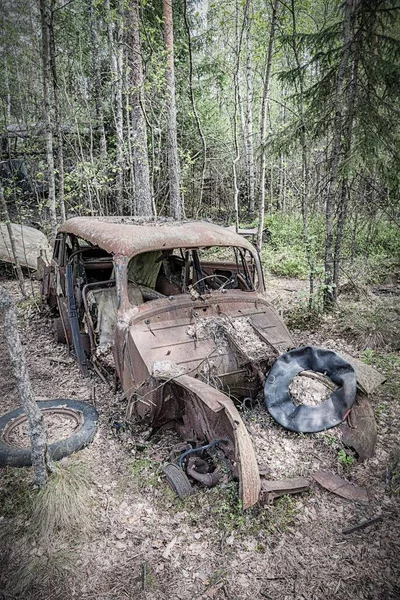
[{"xmin": 43, "ymin": 217, "xmax": 295, "ymax": 508}]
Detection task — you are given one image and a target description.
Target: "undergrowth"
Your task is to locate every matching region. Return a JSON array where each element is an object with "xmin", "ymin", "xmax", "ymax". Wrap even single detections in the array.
[
  {"xmin": 162, "ymin": 480, "xmax": 298, "ymax": 537},
  {"xmin": 0, "ymin": 460, "xmax": 95, "ymax": 599}
]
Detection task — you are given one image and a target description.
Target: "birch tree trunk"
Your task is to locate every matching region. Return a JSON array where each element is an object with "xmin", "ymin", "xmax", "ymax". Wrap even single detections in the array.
[
  {"xmin": 106, "ymin": 0, "xmax": 124, "ymax": 214},
  {"xmin": 183, "ymin": 0, "xmax": 207, "ymax": 219},
  {"xmin": 257, "ymin": 0, "xmax": 279, "ymax": 252},
  {"xmin": 89, "ymin": 0, "xmax": 107, "ymax": 159},
  {"xmin": 163, "ymin": 0, "xmax": 182, "ymax": 220},
  {"xmin": 49, "ymin": 0, "xmax": 66, "ymax": 223},
  {"xmin": 125, "ymin": 0, "xmax": 153, "ymax": 216},
  {"xmin": 0, "ymin": 287, "xmax": 52, "ymax": 487},
  {"xmin": 39, "ymin": 0, "xmax": 57, "ymax": 241},
  {"xmin": 246, "ymin": 11, "xmax": 255, "ymax": 219}
]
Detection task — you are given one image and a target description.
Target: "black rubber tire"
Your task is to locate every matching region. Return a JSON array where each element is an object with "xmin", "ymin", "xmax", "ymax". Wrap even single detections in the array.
[
  {"xmin": 264, "ymin": 346, "xmax": 357, "ymax": 433},
  {"xmin": 163, "ymin": 463, "xmax": 192, "ymax": 498},
  {"xmin": 0, "ymin": 399, "xmax": 99, "ymax": 467}
]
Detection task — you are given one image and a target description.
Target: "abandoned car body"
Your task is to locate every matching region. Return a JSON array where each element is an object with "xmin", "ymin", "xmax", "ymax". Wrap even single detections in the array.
[{"xmin": 44, "ymin": 217, "xmax": 294, "ymax": 508}]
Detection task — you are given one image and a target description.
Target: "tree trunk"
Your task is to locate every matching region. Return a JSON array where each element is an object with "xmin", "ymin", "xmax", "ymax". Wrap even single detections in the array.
[
  {"xmin": 257, "ymin": 0, "xmax": 279, "ymax": 252},
  {"xmin": 246, "ymin": 12, "xmax": 255, "ymax": 219},
  {"xmin": 183, "ymin": 0, "xmax": 207, "ymax": 219},
  {"xmin": 333, "ymin": 36, "xmax": 360, "ymax": 299},
  {"xmin": 232, "ymin": 0, "xmax": 248, "ymax": 232},
  {"xmin": 0, "ymin": 187, "xmax": 26, "ymax": 297},
  {"xmin": 323, "ymin": 0, "xmax": 353, "ymax": 309},
  {"xmin": 163, "ymin": 0, "xmax": 182, "ymax": 220},
  {"xmin": 39, "ymin": 0, "xmax": 57, "ymax": 241},
  {"xmin": 49, "ymin": 0, "xmax": 66, "ymax": 223},
  {"xmin": 0, "ymin": 287, "xmax": 53, "ymax": 487},
  {"xmin": 125, "ymin": 0, "xmax": 153, "ymax": 216},
  {"xmin": 106, "ymin": 0, "xmax": 124, "ymax": 214},
  {"xmin": 290, "ymin": 0, "xmax": 314, "ymax": 309},
  {"xmin": 89, "ymin": 0, "xmax": 107, "ymax": 159}
]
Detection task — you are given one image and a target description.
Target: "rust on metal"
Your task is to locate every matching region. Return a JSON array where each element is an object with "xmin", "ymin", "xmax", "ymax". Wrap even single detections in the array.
[
  {"xmin": 339, "ymin": 394, "xmax": 377, "ymax": 461},
  {"xmin": 260, "ymin": 476, "xmax": 310, "ymax": 503},
  {"xmin": 313, "ymin": 469, "xmax": 369, "ymax": 503},
  {"xmin": 45, "ymin": 216, "xmax": 297, "ymax": 510},
  {"xmin": 59, "ymin": 217, "xmax": 258, "ymax": 261}
]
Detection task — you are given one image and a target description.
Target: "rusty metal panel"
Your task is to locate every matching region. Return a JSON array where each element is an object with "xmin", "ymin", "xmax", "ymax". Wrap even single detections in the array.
[
  {"xmin": 59, "ymin": 217, "xmax": 257, "ymax": 260},
  {"xmin": 127, "ymin": 292, "xmax": 293, "ymax": 389},
  {"xmin": 313, "ymin": 470, "xmax": 369, "ymax": 503}
]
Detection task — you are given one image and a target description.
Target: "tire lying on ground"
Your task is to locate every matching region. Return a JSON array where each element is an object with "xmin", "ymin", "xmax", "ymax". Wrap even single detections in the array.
[
  {"xmin": 264, "ymin": 346, "xmax": 357, "ymax": 433},
  {"xmin": 0, "ymin": 399, "xmax": 99, "ymax": 467}
]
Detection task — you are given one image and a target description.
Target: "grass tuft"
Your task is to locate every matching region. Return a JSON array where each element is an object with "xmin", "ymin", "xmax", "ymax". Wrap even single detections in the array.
[{"xmin": 30, "ymin": 460, "xmax": 95, "ymax": 541}]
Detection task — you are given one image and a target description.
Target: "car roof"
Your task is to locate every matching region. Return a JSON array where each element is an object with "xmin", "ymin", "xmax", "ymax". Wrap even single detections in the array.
[{"xmin": 59, "ymin": 217, "xmax": 257, "ymax": 258}]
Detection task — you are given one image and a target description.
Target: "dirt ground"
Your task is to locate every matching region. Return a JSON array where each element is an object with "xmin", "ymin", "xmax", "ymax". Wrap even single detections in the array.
[{"xmin": 0, "ymin": 276, "xmax": 399, "ymax": 600}]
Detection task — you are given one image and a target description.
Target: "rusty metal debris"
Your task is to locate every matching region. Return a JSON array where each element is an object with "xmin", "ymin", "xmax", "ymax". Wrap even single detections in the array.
[
  {"xmin": 339, "ymin": 394, "xmax": 377, "ymax": 460},
  {"xmin": 313, "ymin": 469, "xmax": 369, "ymax": 503},
  {"xmin": 342, "ymin": 516, "xmax": 382, "ymax": 535},
  {"xmin": 260, "ymin": 476, "xmax": 310, "ymax": 503}
]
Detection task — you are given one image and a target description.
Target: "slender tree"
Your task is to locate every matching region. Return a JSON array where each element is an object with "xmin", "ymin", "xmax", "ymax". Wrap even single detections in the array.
[
  {"xmin": 0, "ymin": 286, "xmax": 54, "ymax": 487},
  {"xmin": 163, "ymin": 0, "xmax": 182, "ymax": 220},
  {"xmin": 126, "ymin": 0, "xmax": 153, "ymax": 216},
  {"xmin": 257, "ymin": 0, "xmax": 279, "ymax": 251},
  {"xmin": 39, "ymin": 0, "xmax": 57, "ymax": 240}
]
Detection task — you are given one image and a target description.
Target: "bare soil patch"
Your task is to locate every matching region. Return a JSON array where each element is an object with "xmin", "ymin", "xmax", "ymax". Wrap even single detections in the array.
[{"xmin": 0, "ymin": 276, "xmax": 399, "ymax": 600}]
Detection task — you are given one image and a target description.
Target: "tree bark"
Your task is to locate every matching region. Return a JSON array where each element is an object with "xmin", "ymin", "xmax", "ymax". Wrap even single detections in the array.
[
  {"xmin": 323, "ymin": 0, "xmax": 352, "ymax": 309},
  {"xmin": 163, "ymin": 0, "xmax": 182, "ymax": 220},
  {"xmin": 183, "ymin": 0, "xmax": 207, "ymax": 219},
  {"xmin": 39, "ymin": 0, "xmax": 57, "ymax": 241},
  {"xmin": 290, "ymin": 0, "xmax": 314, "ymax": 309},
  {"xmin": 257, "ymin": 0, "xmax": 279, "ymax": 252},
  {"xmin": 125, "ymin": 0, "xmax": 153, "ymax": 216},
  {"xmin": 0, "ymin": 287, "xmax": 53, "ymax": 487},
  {"xmin": 49, "ymin": 0, "xmax": 66, "ymax": 223},
  {"xmin": 106, "ymin": 0, "xmax": 124, "ymax": 214},
  {"xmin": 89, "ymin": 0, "xmax": 107, "ymax": 159},
  {"xmin": 246, "ymin": 11, "xmax": 255, "ymax": 219}
]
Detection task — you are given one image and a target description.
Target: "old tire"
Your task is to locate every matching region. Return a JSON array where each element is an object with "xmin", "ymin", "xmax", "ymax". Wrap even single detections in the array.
[
  {"xmin": 0, "ymin": 399, "xmax": 99, "ymax": 467},
  {"xmin": 163, "ymin": 463, "xmax": 192, "ymax": 498},
  {"xmin": 264, "ymin": 346, "xmax": 357, "ymax": 433}
]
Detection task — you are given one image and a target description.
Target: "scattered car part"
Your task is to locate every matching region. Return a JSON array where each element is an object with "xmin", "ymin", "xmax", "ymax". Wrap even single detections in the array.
[
  {"xmin": 0, "ymin": 223, "xmax": 51, "ymax": 271},
  {"xmin": 0, "ymin": 399, "xmax": 99, "ymax": 467},
  {"xmin": 163, "ymin": 462, "xmax": 192, "ymax": 498},
  {"xmin": 342, "ymin": 516, "xmax": 382, "ymax": 535},
  {"xmin": 52, "ymin": 316, "xmax": 67, "ymax": 344},
  {"xmin": 158, "ymin": 374, "xmax": 261, "ymax": 509},
  {"xmin": 339, "ymin": 394, "xmax": 377, "ymax": 460},
  {"xmin": 264, "ymin": 346, "xmax": 357, "ymax": 433},
  {"xmin": 260, "ymin": 476, "xmax": 310, "ymax": 503},
  {"xmin": 312, "ymin": 469, "xmax": 369, "ymax": 503},
  {"xmin": 186, "ymin": 456, "xmax": 222, "ymax": 487},
  {"xmin": 339, "ymin": 352, "xmax": 387, "ymax": 395},
  {"xmin": 177, "ymin": 438, "xmax": 228, "ymax": 468},
  {"xmin": 66, "ymin": 263, "xmax": 89, "ymax": 376}
]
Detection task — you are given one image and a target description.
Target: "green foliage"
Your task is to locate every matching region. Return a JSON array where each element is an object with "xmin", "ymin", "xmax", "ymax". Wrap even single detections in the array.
[{"xmin": 338, "ymin": 449, "xmax": 356, "ymax": 467}]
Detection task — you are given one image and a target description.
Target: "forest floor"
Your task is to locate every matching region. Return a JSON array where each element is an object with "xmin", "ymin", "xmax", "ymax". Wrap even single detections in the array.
[{"xmin": 0, "ymin": 274, "xmax": 399, "ymax": 600}]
